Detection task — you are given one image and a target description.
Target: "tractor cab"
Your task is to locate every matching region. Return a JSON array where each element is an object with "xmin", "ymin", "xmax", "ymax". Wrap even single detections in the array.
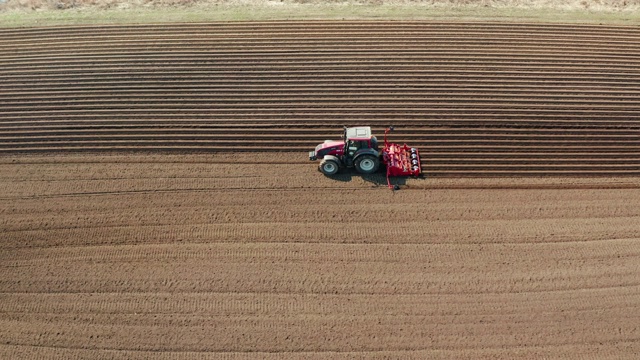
[
  {"xmin": 343, "ymin": 127, "xmax": 379, "ymax": 166},
  {"xmin": 344, "ymin": 127, "xmax": 378, "ymax": 156}
]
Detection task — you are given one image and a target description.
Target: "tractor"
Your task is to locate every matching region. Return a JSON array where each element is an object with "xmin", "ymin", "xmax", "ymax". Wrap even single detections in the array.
[{"xmin": 309, "ymin": 126, "xmax": 421, "ymax": 189}]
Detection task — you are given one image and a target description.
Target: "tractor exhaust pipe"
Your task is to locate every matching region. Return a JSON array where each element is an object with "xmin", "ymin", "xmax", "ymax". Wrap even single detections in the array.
[{"xmin": 384, "ymin": 126, "xmax": 394, "ymax": 148}]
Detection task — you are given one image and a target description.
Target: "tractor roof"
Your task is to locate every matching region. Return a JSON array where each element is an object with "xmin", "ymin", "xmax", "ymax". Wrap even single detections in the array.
[{"xmin": 346, "ymin": 126, "xmax": 372, "ymax": 140}]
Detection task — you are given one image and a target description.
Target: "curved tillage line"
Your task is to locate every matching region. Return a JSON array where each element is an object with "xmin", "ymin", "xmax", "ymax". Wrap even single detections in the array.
[
  {"xmin": 3, "ymin": 63, "xmax": 640, "ymax": 74},
  {"xmin": 1, "ymin": 127, "xmax": 639, "ymax": 134},
  {"xmin": 3, "ymin": 97, "xmax": 640, "ymax": 106},
  {"xmin": 2, "ymin": 49, "xmax": 640, "ymax": 60},
  {"xmin": 2, "ymin": 43, "xmax": 640, "ymax": 56},
  {"xmin": 1, "ymin": 22, "xmax": 640, "ymax": 176},
  {"xmin": 2, "ymin": 113, "xmax": 640, "ymax": 129},
  {"xmin": 3, "ymin": 63, "xmax": 640, "ymax": 73},
  {"xmin": 3, "ymin": 85, "xmax": 640, "ymax": 93},
  {"xmin": 1, "ymin": 21, "xmax": 640, "ymax": 40},
  {"xmin": 2, "ymin": 72, "xmax": 638, "ymax": 83}
]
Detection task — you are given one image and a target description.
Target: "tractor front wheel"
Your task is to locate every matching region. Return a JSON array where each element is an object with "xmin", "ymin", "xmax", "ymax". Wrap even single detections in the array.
[
  {"xmin": 319, "ymin": 159, "xmax": 340, "ymax": 176},
  {"xmin": 355, "ymin": 155, "xmax": 380, "ymax": 174}
]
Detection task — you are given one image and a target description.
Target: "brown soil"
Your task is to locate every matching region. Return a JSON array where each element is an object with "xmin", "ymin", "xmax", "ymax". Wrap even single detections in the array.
[
  {"xmin": 1, "ymin": 152, "xmax": 640, "ymax": 359},
  {"xmin": 1, "ymin": 21, "xmax": 640, "ymax": 358},
  {"xmin": 1, "ymin": 22, "xmax": 640, "ymax": 176}
]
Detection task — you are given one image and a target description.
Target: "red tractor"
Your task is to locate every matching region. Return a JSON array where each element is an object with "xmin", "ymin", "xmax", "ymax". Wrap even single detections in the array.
[{"xmin": 309, "ymin": 126, "xmax": 421, "ymax": 189}]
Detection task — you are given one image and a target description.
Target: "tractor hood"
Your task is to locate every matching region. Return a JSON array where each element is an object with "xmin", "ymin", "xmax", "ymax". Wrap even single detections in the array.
[
  {"xmin": 310, "ymin": 140, "xmax": 344, "ymax": 161},
  {"xmin": 316, "ymin": 140, "xmax": 343, "ymax": 152}
]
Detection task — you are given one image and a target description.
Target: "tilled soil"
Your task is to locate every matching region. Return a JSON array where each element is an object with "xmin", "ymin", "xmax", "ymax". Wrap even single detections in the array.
[
  {"xmin": 1, "ymin": 152, "xmax": 640, "ymax": 359},
  {"xmin": 1, "ymin": 22, "xmax": 640, "ymax": 176},
  {"xmin": 2, "ymin": 20, "xmax": 640, "ymax": 358}
]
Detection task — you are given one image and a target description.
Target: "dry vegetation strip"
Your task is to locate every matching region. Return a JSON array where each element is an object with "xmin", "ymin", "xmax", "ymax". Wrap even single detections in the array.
[{"xmin": 1, "ymin": 0, "xmax": 640, "ymax": 27}]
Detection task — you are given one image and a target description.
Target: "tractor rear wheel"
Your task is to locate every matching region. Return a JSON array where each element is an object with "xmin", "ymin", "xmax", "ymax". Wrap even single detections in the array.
[
  {"xmin": 319, "ymin": 159, "xmax": 340, "ymax": 176},
  {"xmin": 355, "ymin": 155, "xmax": 380, "ymax": 174}
]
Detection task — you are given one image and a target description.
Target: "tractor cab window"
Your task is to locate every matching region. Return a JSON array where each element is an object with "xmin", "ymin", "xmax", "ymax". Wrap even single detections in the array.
[
  {"xmin": 371, "ymin": 136, "xmax": 378, "ymax": 150},
  {"xmin": 347, "ymin": 140, "xmax": 359, "ymax": 155},
  {"xmin": 347, "ymin": 140, "xmax": 369, "ymax": 155}
]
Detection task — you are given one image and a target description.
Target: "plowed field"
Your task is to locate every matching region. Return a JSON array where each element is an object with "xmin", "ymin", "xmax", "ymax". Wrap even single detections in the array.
[
  {"xmin": 1, "ymin": 21, "xmax": 640, "ymax": 175},
  {"xmin": 2, "ymin": 153, "xmax": 640, "ymax": 358},
  {"xmin": 2, "ymin": 21, "xmax": 640, "ymax": 358}
]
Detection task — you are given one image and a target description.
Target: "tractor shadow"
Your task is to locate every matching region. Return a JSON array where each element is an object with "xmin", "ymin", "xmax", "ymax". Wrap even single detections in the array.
[{"xmin": 326, "ymin": 168, "xmax": 410, "ymax": 189}]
